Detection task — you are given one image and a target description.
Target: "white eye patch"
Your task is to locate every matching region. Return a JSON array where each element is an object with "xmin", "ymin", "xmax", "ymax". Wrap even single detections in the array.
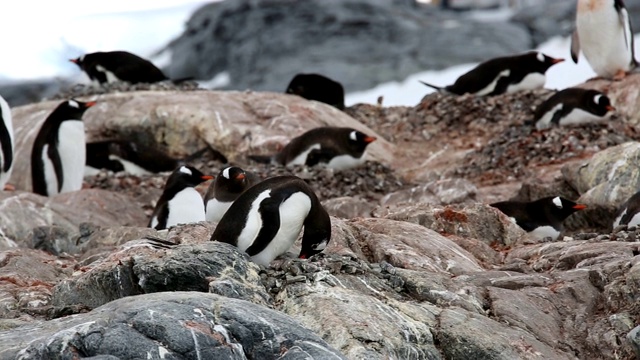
[
  {"xmin": 593, "ymin": 94, "xmax": 603, "ymax": 104},
  {"xmin": 536, "ymin": 52, "xmax": 545, "ymax": 62},
  {"xmin": 349, "ymin": 131, "xmax": 358, "ymax": 141},
  {"xmin": 552, "ymin": 196, "xmax": 562, "ymax": 208},
  {"xmin": 68, "ymin": 100, "xmax": 79, "ymax": 108},
  {"xmin": 222, "ymin": 167, "xmax": 231, "ymax": 179},
  {"xmin": 179, "ymin": 166, "xmax": 192, "ymax": 175}
]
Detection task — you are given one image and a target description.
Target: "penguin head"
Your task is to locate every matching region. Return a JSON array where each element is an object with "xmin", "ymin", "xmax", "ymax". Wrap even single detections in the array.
[
  {"xmin": 69, "ymin": 55, "xmax": 85, "ymax": 67},
  {"xmin": 347, "ymin": 129, "xmax": 377, "ymax": 152},
  {"xmin": 584, "ymin": 90, "xmax": 616, "ymax": 116},
  {"xmin": 216, "ymin": 166, "xmax": 250, "ymax": 193},
  {"xmin": 51, "ymin": 99, "xmax": 96, "ymax": 120},
  {"xmin": 543, "ymin": 196, "xmax": 587, "ymax": 221},
  {"xmin": 529, "ymin": 52, "xmax": 564, "ymax": 73},
  {"xmin": 299, "ymin": 204, "xmax": 331, "ymax": 260},
  {"xmin": 165, "ymin": 165, "xmax": 213, "ymax": 191}
]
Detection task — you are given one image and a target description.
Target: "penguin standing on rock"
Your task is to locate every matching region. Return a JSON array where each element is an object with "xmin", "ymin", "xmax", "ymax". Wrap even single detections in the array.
[
  {"xmin": 419, "ymin": 52, "xmax": 564, "ymax": 96},
  {"xmin": 204, "ymin": 166, "xmax": 259, "ymax": 223},
  {"xmin": 31, "ymin": 99, "xmax": 95, "ymax": 196},
  {"xmin": 148, "ymin": 166, "xmax": 214, "ymax": 230},
  {"xmin": 532, "ymin": 88, "xmax": 616, "ymax": 130},
  {"xmin": 248, "ymin": 127, "xmax": 377, "ymax": 170},
  {"xmin": 70, "ymin": 51, "xmax": 169, "ymax": 85},
  {"xmin": 490, "ymin": 196, "xmax": 587, "ymax": 240},
  {"xmin": 0, "ymin": 94, "xmax": 14, "ymax": 190},
  {"xmin": 210, "ymin": 176, "xmax": 331, "ymax": 266},
  {"xmin": 571, "ymin": 0, "xmax": 637, "ymax": 79}
]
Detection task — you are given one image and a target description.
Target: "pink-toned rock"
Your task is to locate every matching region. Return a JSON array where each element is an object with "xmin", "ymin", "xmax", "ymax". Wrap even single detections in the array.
[{"xmin": 9, "ymin": 91, "xmax": 394, "ymax": 190}]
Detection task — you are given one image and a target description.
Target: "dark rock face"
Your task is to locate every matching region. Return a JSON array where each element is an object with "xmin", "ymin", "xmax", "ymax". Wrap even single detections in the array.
[
  {"xmin": 2, "ymin": 292, "xmax": 346, "ymax": 360},
  {"xmin": 165, "ymin": 0, "xmax": 531, "ymax": 92}
]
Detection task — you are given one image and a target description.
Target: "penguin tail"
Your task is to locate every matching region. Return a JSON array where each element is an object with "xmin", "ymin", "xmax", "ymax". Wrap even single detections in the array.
[
  {"xmin": 419, "ymin": 80, "xmax": 443, "ymax": 91},
  {"xmin": 248, "ymin": 154, "xmax": 274, "ymax": 164}
]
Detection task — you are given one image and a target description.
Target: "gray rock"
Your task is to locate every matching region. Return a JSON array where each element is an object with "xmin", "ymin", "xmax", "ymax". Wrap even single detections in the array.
[
  {"xmin": 0, "ymin": 292, "xmax": 346, "ymax": 360},
  {"xmin": 165, "ymin": 0, "xmax": 531, "ymax": 92},
  {"xmin": 52, "ymin": 241, "xmax": 270, "ymax": 313},
  {"xmin": 381, "ymin": 178, "xmax": 477, "ymax": 207},
  {"xmin": 322, "ymin": 196, "xmax": 376, "ymax": 218},
  {"xmin": 510, "ymin": 0, "xmax": 575, "ymax": 45},
  {"xmin": 627, "ymin": 325, "xmax": 640, "ymax": 358},
  {"xmin": 0, "ymin": 78, "xmax": 72, "ymax": 107}
]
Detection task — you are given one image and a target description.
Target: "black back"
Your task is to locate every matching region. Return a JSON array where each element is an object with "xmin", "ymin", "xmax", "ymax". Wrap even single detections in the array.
[
  {"xmin": 286, "ymin": 73, "xmax": 345, "ymax": 110},
  {"xmin": 446, "ymin": 52, "xmax": 562, "ymax": 95},
  {"xmin": 204, "ymin": 166, "xmax": 258, "ymax": 203},
  {"xmin": 71, "ymin": 51, "xmax": 168, "ymax": 84},
  {"xmin": 0, "ymin": 96, "xmax": 12, "ymax": 173},
  {"xmin": 273, "ymin": 127, "xmax": 376, "ymax": 166},
  {"xmin": 490, "ymin": 196, "xmax": 585, "ymax": 232},
  {"xmin": 148, "ymin": 166, "xmax": 212, "ymax": 229},
  {"xmin": 86, "ymin": 140, "xmax": 180, "ymax": 173},
  {"xmin": 31, "ymin": 100, "xmax": 93, "ymax": 196},
  {"xmin": 211, "ymin": 176, "xmax": 331, "ymax": 259},
  {"xmin": 533, "ymin": 88, "xmax": 613, "ymax": 126}
]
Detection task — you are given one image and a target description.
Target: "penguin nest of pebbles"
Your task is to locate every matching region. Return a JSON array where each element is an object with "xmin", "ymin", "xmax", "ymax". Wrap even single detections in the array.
[{"xmin": 51, "ymin": 81, "xmax": 202, "ymax": 100}]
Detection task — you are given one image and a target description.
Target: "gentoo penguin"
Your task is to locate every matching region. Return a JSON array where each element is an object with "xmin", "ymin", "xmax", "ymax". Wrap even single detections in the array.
[
  {"xmin": 210, "ymin": 175, "xmax": 331, "ymax": 266},
  {"xmin": 248, "ymin": 127, "xmax": 377, "ymax": 170},
  {"xmin": 420, "ymin": 52, "xmax": 564, "ymax": 96},
  {"xmin": 31, "ymin": 99, "xmax": 95, "ymax": 196},
  {"xmin": 85, "ymin": 140, "xmax": 227, "ymax": 175},
  {"xmin": 204, "ymin": 166, "xmax": 259, "ymax": 223},
  {"xmin": 148, "ymin": 165, "xmax": 214, "ymax": 230},
  {"xmin": 70, "ymin": 51, "xmax": 168, "ymax": 85},
  {"xmin": 532, "ymin": 88, "xmax": 616, "ymax": 130},
  {"xmin": 571, "ymin": 0, "xmax": 637, "ymax": 79},
  {"xmin": 613, "ymin": 191, "xmax": 640, "ymax": 228},
  {"xmin": 285, "ymin": 73, "xmax": 346, "ymax": 110},
  {"xmin": 0, "ymin": 94, "xmax": 14, "ymax": 190},
  {"xmin": 490, "ymin": 196, "xmax": 587, "ymax": 240}
]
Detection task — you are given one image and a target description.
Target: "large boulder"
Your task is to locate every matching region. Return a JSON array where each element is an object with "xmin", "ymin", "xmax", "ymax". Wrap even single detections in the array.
[
  {"xmin": 164, "ymin": 0, "xmax": 531, "ymax": 92},
  {"xmin": 0, "ymin": 292, "xmax": 346, "ymax": 360},
  {"xmin": 9, "ymin": 90, "xmax": 394, "ymax": 190}
]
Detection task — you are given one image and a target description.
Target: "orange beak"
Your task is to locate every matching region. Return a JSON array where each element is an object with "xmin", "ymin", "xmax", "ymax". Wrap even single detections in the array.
[
  {"xmin": 235, "ymin": 173, "xmax": 246, "ymax": 180},
  {"xmin": 201, "ymin": 175, "xmax": 214, "ymax": 181},
  {"xmin": 364, "ymin": 136, "xmax": 377, "ymax": 143},
  {"xmin": 69, "ymin": 59, "xmax": 78, "ymax": 64},
  {"xmin": 552, "ymin": 58, "xmax": 565, "ymax": 64},
  {"xmin": 84, "ymin": 101, "xmax": 97, "ymax": 107},
  {"xmin": 573, "ymin": 204, "xmax": 587, "ymax": 210},
  {"xmin": 606, "ymin": 105, "xmax": 616, "ymax": 112}
]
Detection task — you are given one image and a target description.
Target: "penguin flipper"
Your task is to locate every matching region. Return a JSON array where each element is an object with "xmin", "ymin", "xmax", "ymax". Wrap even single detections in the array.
[
  {"xmin": 419, "ymin": 80, "xmax": 443, "ymax": 92},
  {"xmin": 570, "ymin": 30, "xmax": 580, "ymax": 64},
  {"xmin": 244, "ymin": 197, "xmax": 281, "ymax": 256},
  {"xmin": 47, "ymin": 144, "xmax": 64, "ymax": 193},
  {"xmin": 0, "ymin": 113, "xmax": 12, "ymax": 173},
  {"xmin": 616, "ymin": 4, "xmax": 638, "ymax": 67},
  {"xmin": 247, "ymin": 154, "xmax": 274, "ymax": 164}
]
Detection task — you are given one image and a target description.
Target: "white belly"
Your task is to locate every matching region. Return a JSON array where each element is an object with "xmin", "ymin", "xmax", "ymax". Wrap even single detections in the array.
[
  {"xmin": 42, "ymin": 144, "xmax": 59, "ymax": 196},
  {"xmin": 57, "ymin": 121, "xmax": 86, "ymax": 194},
  {"xmin": 535, "ymin": 104, "xmax": 563, "ymax": 130},
  {"xmin": 557, "ymin": 108, "xmax": 607, "ymax": 127},
  {"xmin": 109, "ymin": 155, "xmax": 153, "ymax": 176},
  {"xmin": 205, "ymin": 198, "xmax": 233, "ymax": 223},
  {"xmin": 251, "ymin": 192, "xmax": 311, "ymax": 266},
  {"xmin": 326, "ymin": 153, "xmax": 366, "ymax": 170},
  {"xmin": 96, "ymin": 65, "xmax": 122, "ymax": 84},
  {"xmin": 475, "ymin": 69, "xmax": 510, "ymax": 96},
  {"xmin": 529, "ymin": 225, "xmax": 560, "ymax": 241},
  {"xmin": 507, "ymin": 73, "xmax": 546, "ymax": 93},
  {"xmin": 0, "ymin": 96, "xmax": 14, "ymax": 189},
  {"xmin": 577, "ymin": 7, "xmax": 634, "ymax": 77},
  {"xmin": 166, "ymin": 188, "xmax": 206, "ymax": 227},
  {"xmin": 236, "ymin": 190, "xmax": 272, "ymax": 251},
  {"xmin": 613, "ymin": 208, "xmax": 640, "ymax": 228}
]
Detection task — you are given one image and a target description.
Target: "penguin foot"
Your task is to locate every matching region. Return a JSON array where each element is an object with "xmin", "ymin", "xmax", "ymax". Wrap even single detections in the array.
[
  {"xmin": 613, "ymin": 69, "xmax": 628, "ymax": 81},
  {"xmin": 2, "ymin": 184, "xmax": 15, "ymax": 191}
]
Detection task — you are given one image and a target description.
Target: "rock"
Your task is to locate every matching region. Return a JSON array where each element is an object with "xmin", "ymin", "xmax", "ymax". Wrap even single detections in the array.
[
  {"xmin": 627, "ymin": 325, "xmax": 640, "ymax": 358},
  {"xmin": 0, "ymin": 78, "xmax": 72, "ymax": 107},
  {"xmin": 322, "ymin": 196, "xmax": 376, "ymax": 218},
  {"xmin": 165, "ymin": 0, "xmax": 531, "ymax": 92},
  {"xmin": 381, "ymin": 178, "xmax": 477, "ymax": 207},
  {"xmin": 578, "ymin": 74, "xmax": 640, "ymax": 126},
  {"xmin": 0, "ymin": 190, "xmax": 147, "ymax": 245},
  {"xmin": 52, "ymin": 240, "xmax": 270, "ymax": 313},
  {"xmin": 10, "ymin": 91, "xmax": 394, "ymax": 190},
  {"xmin": 386, "ymin": 203, "xmax": 525, "ymax": 247},
  {"xmin": 562, "ymin": 141, "xmax": 640, "ymax": 210},
  {"xmin": 0, "ymin": 248, "xmax": 75, "ymax": 322},
  {"xmin": 509, "ymin": 0, "xmax": 575, "ymax": 45},
  {"xmin": 0, "ymin": 292, "xmax": 346, "ymax": 360}
]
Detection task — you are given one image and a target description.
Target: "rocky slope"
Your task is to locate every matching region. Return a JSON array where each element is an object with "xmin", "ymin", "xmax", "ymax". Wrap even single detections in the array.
[{"xmin": 2, "ymin": 75, "xmax": 640, "ymax": 359}]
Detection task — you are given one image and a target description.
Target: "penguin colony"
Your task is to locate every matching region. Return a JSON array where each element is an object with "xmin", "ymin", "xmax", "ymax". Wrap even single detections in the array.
[{"xmin": 0, "ymin": 0, "xmax": 637, "ymax": 266}]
